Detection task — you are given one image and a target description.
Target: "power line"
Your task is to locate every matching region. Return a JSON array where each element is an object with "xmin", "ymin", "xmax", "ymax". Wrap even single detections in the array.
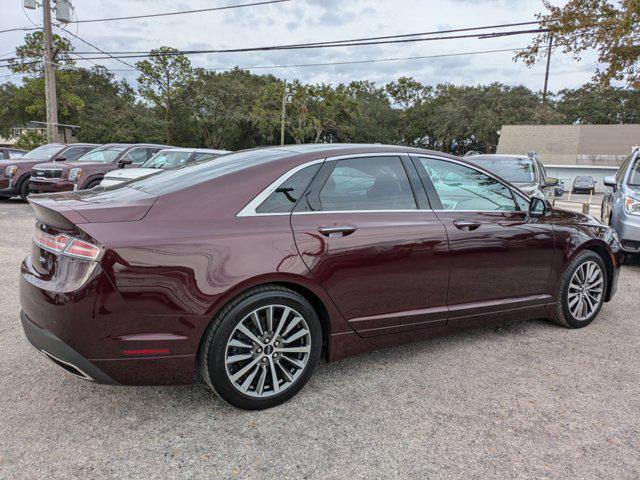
[
  {"xmin": 0, "ymin": 26, "xmax": 40, "ymax": 35},
  {"xmin": 70, "ymin": 0, "xmax": 292, "ymax": 23},
  {"xmin": 12, "ymin": 27, "xmax": 548, "ymax": 63}
]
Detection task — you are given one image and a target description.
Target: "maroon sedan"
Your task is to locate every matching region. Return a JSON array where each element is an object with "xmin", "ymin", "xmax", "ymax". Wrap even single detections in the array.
[
  {"xmin": 0, "ymin": 143, "xmax": 97, "ymax": 201},
  {"xmin": 20, "ymin": 144, "xmax": 621, "ymax": 409},
  {"xmin": 29, "ymin": 143, "xmax": 169, "ymax": 194}
]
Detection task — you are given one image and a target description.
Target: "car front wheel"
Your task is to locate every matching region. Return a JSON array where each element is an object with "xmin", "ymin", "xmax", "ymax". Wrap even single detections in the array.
[
  {"xmin": 199, "ymin": 285, "xmax": 322, "ymax": 410},
  {"xmin": 552, "ymin": 251, "xmax": 607, "ymax": 328}
]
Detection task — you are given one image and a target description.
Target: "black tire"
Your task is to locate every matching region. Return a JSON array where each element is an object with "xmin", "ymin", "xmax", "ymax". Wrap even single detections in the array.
[
  {"xmin": 198, "ymin": 285, "xmax": 322, "ymax": 410},
  {"xmin": 551, "ymin": 250, "xmax": 607, "ymax": 328},
  {"xmin": 19, "ymin": 178, "xmax": 30, "ymax": 202},
  {"xmin": 84, "ymin": 178, "xmax": 101, "ymax": 190},
  {"xmin": 0, "ymin": 195, "xmax": 10, "ymax": 200}
]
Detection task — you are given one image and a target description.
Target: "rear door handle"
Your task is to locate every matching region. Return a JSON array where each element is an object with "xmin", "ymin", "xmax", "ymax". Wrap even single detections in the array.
[
  {"xmin": 318, "ymin": 225, "xmax": 357, "ymax": 237},
  {"xmin": 453, "ymin": 220, "xmax": 481, "ymax": 231}
]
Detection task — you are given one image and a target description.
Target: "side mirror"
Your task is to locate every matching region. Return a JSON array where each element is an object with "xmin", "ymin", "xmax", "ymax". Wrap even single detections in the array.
[
  {"xmin": 529, "ymin": 197, "xmax": 547, "ymax": 217},
  {"xmin": 603, "ymin": 176, "xmax": 617, "ymax": 190},
  {"xmin": 543, "ymin": 177, "xmax": 559, "ymax": 187},
  {"xmin": 55, "ymin": 156, "xmax": 66, "ymax": 162},
  {"xmin": 119, "ymin": 158, "xmax": 133, "ymax": 167}
]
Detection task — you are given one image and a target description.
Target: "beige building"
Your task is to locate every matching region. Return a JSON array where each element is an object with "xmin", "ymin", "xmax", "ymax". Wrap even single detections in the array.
[{"xmin": 497, "ymin": 124, "xmax": 640, "ymax": 166}]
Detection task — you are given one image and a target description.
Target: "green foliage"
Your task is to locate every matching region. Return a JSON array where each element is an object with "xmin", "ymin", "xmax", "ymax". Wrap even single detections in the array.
[
  {"xmin": 8, "ymin": 31, "xmax": 75, "ymax": 76},
  {"xmin": 14, "ymin": 130, "xmax": 47, "ymax": 150}
]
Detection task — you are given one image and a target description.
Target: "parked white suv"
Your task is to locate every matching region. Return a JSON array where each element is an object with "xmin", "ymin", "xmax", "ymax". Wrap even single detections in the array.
[{"xmin": 100, "ymin": 148, "xmax": 230, "ymax": 187}]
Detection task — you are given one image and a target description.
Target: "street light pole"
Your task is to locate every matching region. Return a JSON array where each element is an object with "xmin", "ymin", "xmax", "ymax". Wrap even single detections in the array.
[
  {"xmin": 42, "ymin": 0, "xmax": 59, "ymax": 142},
  {"xmin": 280, "ymin": 79, "xmax": 287, "ymax": 146},
  {"xmin": 542, "ymin": 33, "xmax": 554, "ymax": 104}
]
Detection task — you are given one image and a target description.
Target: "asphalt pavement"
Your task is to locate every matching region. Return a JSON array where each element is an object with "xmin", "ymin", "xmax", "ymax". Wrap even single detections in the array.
[{"xmin": 1, "ymin": 198, "xmax": 639, "ymax": 479}]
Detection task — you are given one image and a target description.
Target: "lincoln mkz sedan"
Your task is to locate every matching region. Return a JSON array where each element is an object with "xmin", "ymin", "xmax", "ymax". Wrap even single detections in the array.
[{"xmin": 20, "ymin": 144, "xmax": 621, "ymax": 409}]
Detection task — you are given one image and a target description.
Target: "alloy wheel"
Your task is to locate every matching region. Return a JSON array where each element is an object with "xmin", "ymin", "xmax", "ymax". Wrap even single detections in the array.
[
  {"xmin": 567, "ymin": 260, "xmax": 604, "ymax": 321},
  {"xmin": 224, "ymin": 305, "xmax": 311, "ymax": 398}
]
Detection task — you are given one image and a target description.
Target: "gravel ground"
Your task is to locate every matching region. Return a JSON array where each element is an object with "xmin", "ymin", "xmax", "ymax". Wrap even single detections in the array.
[{"xmin": 1, "ymin": 198, "xmax": 639, "ymax": 479}]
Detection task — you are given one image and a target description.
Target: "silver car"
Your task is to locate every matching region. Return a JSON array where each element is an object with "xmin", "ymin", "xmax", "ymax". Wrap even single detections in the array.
[
  {"xmin": 464, "ymin": 153, "xmax": 560, "ymax": 205},
  {"xmin": 602, "ymin": 146, "xmax": 640, "ymax": 254}
]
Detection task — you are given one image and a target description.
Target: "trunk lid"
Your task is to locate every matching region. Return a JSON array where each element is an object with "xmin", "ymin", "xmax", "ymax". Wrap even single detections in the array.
[{"xmin": 29, "ymin": 187, "xmax": 157, "ymax": 225}]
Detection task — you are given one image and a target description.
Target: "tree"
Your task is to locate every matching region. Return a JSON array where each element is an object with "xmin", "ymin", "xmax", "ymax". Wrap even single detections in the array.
[
  {"xmin": 135, "ymin": 47, "xmax": 197, "ymax": 144},
  {"xmin": 14, "ymin": 130, "xmax": 47, "ymax": 150},
  {"xmin": 385, "ymin": 77, "xmax": 432, "ymax": 145},
  {"xmin": 8, "ymin": 31, "xmax": 75, "ymax": 76},
  {"xmin": 346, "ymin": 81, "xmax": 400, "ymax": 144},
  {"xmin": 517, "ymin": 0, "xmax": 640, "ymax": 88},
  {"xmin": 556, "ymin": 83, "xmax": 640, "ymax": 124}
]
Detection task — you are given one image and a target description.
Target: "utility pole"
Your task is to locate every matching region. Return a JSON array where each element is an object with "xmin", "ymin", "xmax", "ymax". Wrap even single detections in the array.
[
  {"xmin": 42, "ymin": 0, "xmax": 59, "ymax": 142},
  {"xmin": 542, "ymin": 33, "xmax": 554, "ymax": 105},
  {"xmin": 280, "ymin": 79, "xmax": 287, "ymax": 145}
]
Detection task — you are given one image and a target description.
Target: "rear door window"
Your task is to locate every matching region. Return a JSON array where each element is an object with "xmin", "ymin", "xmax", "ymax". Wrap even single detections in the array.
[
  {"xmin": 256, "ymin": 164, "xmax": 321, "ymax": 213},
  {"xmin": 316, "ymin": 156, "xmax": 417, "ymax": 211}
]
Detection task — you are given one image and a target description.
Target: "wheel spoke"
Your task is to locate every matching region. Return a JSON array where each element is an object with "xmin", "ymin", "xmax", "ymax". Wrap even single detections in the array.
[
  {"xmin": 281, "ymin": 316, "xmax": 303, "ymax": 337},
  {"xmin": 228, "ymin": 339, "xmax": 253, "ymax": 349},
  {"xmin": 237, "ymin": 323, "xmax": 263, "ymax": 346},
  {"xmin": 240, "ymin": 365, "xmax": 261, "ymax": 393},
  {"xmin": 568, "ymin": 294, "xmax": 580, "ymax": 309},
  {"xmin": 230, "ymin": 356, "xmax": 262, "ymax": 382},
  {"xmin": 256, "ymin": 365, "xmax": 267, "ymax": 395},
  {"xmin": 268, "ymin": 357, "xmax": 280, "ymax": 394},
  {"xmin": 277, "ymin": 362, "xmax": 294, "ymax": 382},
  {"xmin": 266, "ymin": 306, "xmax": 274, "ymax": 333},
  {"xmin": 251, "ymin": 312, "xmax": 264, "ymax": 335},
  {"xmin": 227, "ymin": 353, "xmax": 253, "ymax": 364},
  {"xmin": 281, "ymin": 355, "xmax": 305, "ymax": 369},
  {"xmin": 273, "ymin": 307, "xmax": 291, "ymax": 338},
  {"xmin": 284, "ymin": 328, "xmax": 309, "ymax": 344},
  {"xmin": 277, "ymin": 345, "xmax": 311, "ymax": 354}
]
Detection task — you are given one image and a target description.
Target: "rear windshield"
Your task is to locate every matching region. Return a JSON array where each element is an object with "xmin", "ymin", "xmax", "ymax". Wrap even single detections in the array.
[
  {"xmin": 465, "ymin": 156, "xmax": 536, "ymax": 183},
  {"xmin": 576, "ymin": 176, "xmax": 593, "ymax": 182},
  {"xmin": 629, "ymin": 160, "xmax": 640, "ymax": 186},
  {"xmin": 20, "ymin": 143, "xmax": 64, "ymax": 160},
  {"xmin": 142, "ymin": 151, "xmax": 192, "ymax": 169},
  {"xmin": 128, "ymin": 148, "xmax": 296, "ymax": 195},
  {"xmin": 74, "ymin": 147, "xmax": 126, "ymax": 163}
]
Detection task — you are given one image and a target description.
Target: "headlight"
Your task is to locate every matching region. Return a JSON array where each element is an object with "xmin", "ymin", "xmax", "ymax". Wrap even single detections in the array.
[
  {"xmin": 4, "ymin": 165, "xmax": 17, "ymax": 177},
  {"xmin": 624, "ymin": 196, "xmax": 640, "ymax": 216},
  {"xmin": 68, "ymin": 168, "xmax": 82, "ymax": 182}
]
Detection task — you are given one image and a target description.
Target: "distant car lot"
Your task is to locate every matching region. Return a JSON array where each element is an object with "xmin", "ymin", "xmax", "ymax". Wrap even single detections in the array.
[{"xmin": 1, "ymin": 198, "xmax": 639, "ymax": 478}]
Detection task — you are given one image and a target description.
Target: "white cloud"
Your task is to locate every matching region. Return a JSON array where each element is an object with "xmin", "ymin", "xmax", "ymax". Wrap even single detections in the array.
[{"xmin": 1, "ymin": 0, "xmax": 601, "ymax": 91}]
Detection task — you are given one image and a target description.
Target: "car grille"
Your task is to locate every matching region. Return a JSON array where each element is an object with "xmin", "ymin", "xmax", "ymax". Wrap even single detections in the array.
[{"xmin": 31, "ymin": 169, "xmax": 63, "ymax": 179}]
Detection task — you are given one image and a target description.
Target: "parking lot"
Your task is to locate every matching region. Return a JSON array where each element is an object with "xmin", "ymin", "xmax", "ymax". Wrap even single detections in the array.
[{"xmin": 1, "ymin": 198, "xmax": 639, "ymax": 479}]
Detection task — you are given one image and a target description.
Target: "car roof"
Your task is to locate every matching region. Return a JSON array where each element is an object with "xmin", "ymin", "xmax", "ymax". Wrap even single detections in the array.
[
  {"xmin": 98, "ymin": 143, "xmax": 171, "ymax": 149},
  {"xmin": 466, "ymin": 154, "xmax": 530, "ymax": 160},
  {"xmin": 156, "ymin": 148, "xmax": 230, "ymax": 154}
]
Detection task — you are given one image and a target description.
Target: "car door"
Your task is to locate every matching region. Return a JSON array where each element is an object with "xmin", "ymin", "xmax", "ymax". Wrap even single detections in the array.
[
  {"xmin": 290, "ymin": 153, "xmax": 450, "ymax": 337},
  {"xmin": 412, "ymin": 155, "xmax": 556, "ymax": 325},
  {"xmin": 605, "ymin": 154, "xmax": 633, "ymax": 223}
]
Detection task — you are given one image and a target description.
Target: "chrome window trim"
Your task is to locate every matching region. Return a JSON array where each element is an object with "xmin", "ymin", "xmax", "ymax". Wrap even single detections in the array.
[
  {"xmin": 237, "ymin": 158, "xmax": 325, "ymax": 217},
  {"xmin": 237, "ymin": 151, "xmax": 530, "ymax": 217}
]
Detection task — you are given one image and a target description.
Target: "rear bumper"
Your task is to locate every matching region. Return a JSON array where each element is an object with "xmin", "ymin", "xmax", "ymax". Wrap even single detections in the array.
[
  {"xmin": 21, "ymin": 310, "xmax": 119, "ymax": 384},
  {"xmin": 29, "ymin": 179, "xmax": 75, "ymax": 193},
  {"xmin": 20, "ymin": 256, "xmax": 198, "ymax": 385}
]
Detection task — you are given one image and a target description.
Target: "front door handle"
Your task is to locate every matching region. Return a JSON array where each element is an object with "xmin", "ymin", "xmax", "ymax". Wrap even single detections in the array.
[
  {"xmin": 318, "ymin": 225, "xmax": 357, "ymax": 237},
  {"xmin": 453, "ymin": 220, "xmax": 481, "ymax": 231}
]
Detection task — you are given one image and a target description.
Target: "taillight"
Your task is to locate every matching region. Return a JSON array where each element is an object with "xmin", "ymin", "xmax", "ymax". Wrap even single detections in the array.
[
  {"xmin": 33, "ymin": 230, "xmax": 70, "ymax": 254},
  {"xmin": 33, "ymin": 229, "xmax": 101, "ymax": 260},
  {"xmin": 64, "ymin": 238, "xmax": 101, "ymax": 260}
]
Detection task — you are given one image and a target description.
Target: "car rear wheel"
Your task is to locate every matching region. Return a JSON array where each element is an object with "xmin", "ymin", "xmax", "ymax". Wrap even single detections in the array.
[
  {"xmin": 551, "ymin": 251, "xmax": 607, "ymax": 328},
  {"xmin": 199, "ymin": 285, "xmax": 322, "ymax": 410}
]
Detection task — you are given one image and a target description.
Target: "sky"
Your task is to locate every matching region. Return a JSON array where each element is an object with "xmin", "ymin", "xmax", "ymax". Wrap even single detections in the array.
[{"xmin": 1, "ymin": 0, "xmax": 601, "ymax": 92}]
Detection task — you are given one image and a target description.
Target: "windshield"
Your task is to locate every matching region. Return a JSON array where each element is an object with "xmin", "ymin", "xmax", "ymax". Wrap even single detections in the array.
[
  {"xmin": 576, "ymin": 176, "xmax": 593, "ymax": 182},
  {"xmin": 73, "ymin": 147, "xmax": 126, "ymax": 163},
  {"xmin": 466, "ymin": 156, "xmax": 536, "ymax": 183},
  {"xmin": 629, "ymin": 159, "xmax": 640, "ymax": 186},
  {"xmin": 142, "ymin": 151, "xmax": 192, "ymax": 169},
  {"xmin": 128, "ymin": 148, "xmax": 295, "ymax": 195},
  {"xmin": 20, "ymin": 143, "xmax": 64, "ymax": 160}
]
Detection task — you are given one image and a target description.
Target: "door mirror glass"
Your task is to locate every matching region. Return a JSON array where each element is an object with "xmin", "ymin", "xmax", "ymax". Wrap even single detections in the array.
[
  {"xmin": 529, "ymin": 197, "xmax": 546, "ymax": 216},
  {"xmin": 543, "ymin": 177, "xmax": 559, "ymax": 187},
  {"xmin": 119, "ymin": 158, "xmax": 133, "ymax": 167}
]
